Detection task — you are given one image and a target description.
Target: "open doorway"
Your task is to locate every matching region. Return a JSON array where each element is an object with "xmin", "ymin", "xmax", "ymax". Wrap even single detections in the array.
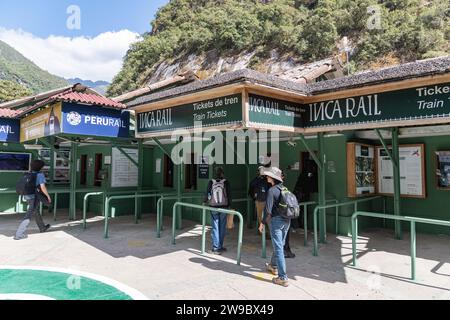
[
  {"xmin": 94, "ymin": 153, "xmax": 103, "ymax": 187},
  {"xmin": 164, "ymin": 154, "xmax": 174, "ymax": 188},
  {"xmin": 80, "ymin": 154, "xmax": 87, "ymax": 186},
  {"xmin": 184, "ymin": 153, "xmax": 197, "ymax": 190}
]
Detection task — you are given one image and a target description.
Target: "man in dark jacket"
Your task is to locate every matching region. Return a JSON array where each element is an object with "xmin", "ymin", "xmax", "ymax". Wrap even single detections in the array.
[
  {"xmin": 205, "ymin": 167, "xmax": 231, "ymax": 255},
  {"xmin": 248, "ymin": 166, "xmax": 271, "ymax": 231},
  {"xmin": 14, "ymin": 160, "xmax": 51, "ymax": 240}
]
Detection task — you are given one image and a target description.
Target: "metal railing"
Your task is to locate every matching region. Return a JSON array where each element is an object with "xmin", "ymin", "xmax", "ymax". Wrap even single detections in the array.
[
  {"xmin": 83, "ymin": 192, "xmax": 104, "ymax": 229},
  {"xmin": 352, "ymin": 211, "xmax": 450, "ymax": 280},
  {"xmin": 313, "ymin": 196, "xmax": 386, "ymax": 256},
  {"xmin": 172, "ymin": 202, "xmax": 244, "ymax": 265},
  {"xmin": 156, "ymin": 195, "xmax": 249, "ymax": 238},
  {"xmin": 260, "ymin": 199, "xmax": 338, "ymax": 259},
  {"xmin": 103, "ymin": 192, "xmax": 176, "ymax": 238},
  {"xmin": 156, "ymin": 193, "xmax": 205, "ymax": 238}
]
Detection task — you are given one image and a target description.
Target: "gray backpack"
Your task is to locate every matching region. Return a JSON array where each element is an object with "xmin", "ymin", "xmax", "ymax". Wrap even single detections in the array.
[{"xmin": 210, "ymin": 179, "xmax": 228, "ymax": 207}]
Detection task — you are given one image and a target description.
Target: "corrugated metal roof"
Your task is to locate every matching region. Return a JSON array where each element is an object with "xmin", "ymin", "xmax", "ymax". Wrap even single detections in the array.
[{"xmin": 0, "ymin": 108, "xmax": 19, "ymax": 118}]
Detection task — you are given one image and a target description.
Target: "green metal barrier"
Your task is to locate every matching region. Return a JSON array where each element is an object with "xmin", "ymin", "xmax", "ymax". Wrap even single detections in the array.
[
  {"xmin": 156, "ymin": 194, "xmax": 248, "ymax": 238},
  {"xmin": 104, "ymin": 192, "xmax": 175, "ymax": 238},
  {"xmin": 83, "ymin": 192, "xmax": 104, "ymax": 229},
  {"xmin": 313, "ymin": 196, "xmax": 386, "ymax": 256},
  {"xmin": 172, "ymin": 202, "xmax": 244, "ymax": 265},
  {"xmin": 156, "ymin": 194, "xmax": 205, "ymax": 238},
  {"xmin": 260, "ymin": 199, "xmax": 338, "ymax": 259},
  {"xmin": 352, "ymin": 211, "xmax": 450, "ymax": 280}
]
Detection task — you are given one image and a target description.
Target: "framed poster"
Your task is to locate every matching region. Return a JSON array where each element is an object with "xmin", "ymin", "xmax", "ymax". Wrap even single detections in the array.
[
  {"xmin": 376, "ymin": 144, "xmax": 426, "ymax": 198},
  {"xmin": 0, "ymin": 152, "xmax": 31, "ymax": 172},
  {"xmin": 436, "ymin": 151, "xmax": 450, "ymax": 190},
  {"xmin": 347, "ymin": 143, "xmax": 376, "ymax": 197},
  {"xmin": 111, "ymin": 147, "xmax": 138, "ymax": 187}
]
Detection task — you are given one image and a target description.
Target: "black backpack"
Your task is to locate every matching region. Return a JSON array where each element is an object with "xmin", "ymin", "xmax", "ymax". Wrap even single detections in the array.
[
  {"xmin": 16, "ymin": 172, "xmax": 37, "ymax": 196},
  {"xmin": 276, "ymin": 185, "xmax": 300, "ymax": 220}
]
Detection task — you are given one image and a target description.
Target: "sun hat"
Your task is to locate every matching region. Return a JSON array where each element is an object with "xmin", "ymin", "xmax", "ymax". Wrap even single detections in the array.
[{"xmin": 262, "ymin": 167, "xmax": 283, "ymax": 182}]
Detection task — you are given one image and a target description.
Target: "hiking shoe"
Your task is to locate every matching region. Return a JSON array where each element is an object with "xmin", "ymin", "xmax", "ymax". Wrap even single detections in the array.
[
  {"xmin": 220, "ymin": 247, "xmax": 227, "ymax": 252},
  {"xmin": 209, "ymin": 249, "xmax": 222, "ymax": 255},
  {"xmin": 265, "ymin": 263, "xmax": 278, "ymax": 276},
  {"xmin": 284, "ymin": 250, "xmax": 296, "ymax": 258},
  {"xmin": 14, "ymin": 234, "xmax": 28, "ymax": 240},
  {"xmin": 40, "ymin": 224, "xmax": 51, "ymax": 233},
  {"xmin": 272, "ymin": 277, "xmax": 289, "ymax": 287}
]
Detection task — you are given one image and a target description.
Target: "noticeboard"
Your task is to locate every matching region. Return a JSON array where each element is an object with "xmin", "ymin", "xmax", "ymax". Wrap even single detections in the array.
[
  {"xmin": 111, "ymin": 148, "xmax": 138, "ymax": 187},
  {"xmin": 376, "ymin": 144, "xmax": 426, "ymax": 198}
]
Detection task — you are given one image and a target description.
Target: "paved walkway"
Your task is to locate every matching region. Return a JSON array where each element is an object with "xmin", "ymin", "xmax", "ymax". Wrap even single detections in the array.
[{"xmin": 1, "ymin": 211, "xmax": 450, "ymax": 300}]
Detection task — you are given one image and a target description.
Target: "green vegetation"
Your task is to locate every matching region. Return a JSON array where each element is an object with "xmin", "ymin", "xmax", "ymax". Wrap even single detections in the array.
[
  {"xmin": 108, "ymin": 0, "xmax": 450, "ymax": 96},
  {"xmin": 0, "ymin": 40, "xmax": 68, "ymax": 97},
  {"xmin": 0, "ymin": 80, "xmax": 32, "ymax": 103}
]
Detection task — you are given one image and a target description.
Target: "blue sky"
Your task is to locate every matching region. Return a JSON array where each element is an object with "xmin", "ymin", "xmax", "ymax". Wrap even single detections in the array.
[
  {"xmin": 0, "ymin": 0, "xmax": 169, "ymax": 82},
  {"xmin": 0, "ymin": 0, "xmax": 168, "ymax": 37}
]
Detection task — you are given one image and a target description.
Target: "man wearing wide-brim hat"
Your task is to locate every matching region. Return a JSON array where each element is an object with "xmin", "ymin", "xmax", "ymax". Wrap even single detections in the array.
[{"xmin": 258, "ymin": 167, "xmax": 290, "ymax": 287}]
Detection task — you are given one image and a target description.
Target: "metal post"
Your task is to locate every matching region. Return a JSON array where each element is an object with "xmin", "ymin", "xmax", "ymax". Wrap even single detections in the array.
[
  {"xmin": 318, "ymin": 133, "xmax": 326, "ymax": 243},
  {"xmin": 335, "ymin": 206, "xmax": 339, "ymax": 235},
  {"xmin": 304, "ymin": 204, "xmax": 308, "ymax": 246},
  {"xmin": 69, "ymin": 142, "xmax": 78, "ymax": 220},
  {"xmin": 352, "ymin": 216, "xmax": 357, "ymax": 266},
  {"xmin": 137, "ymin": 139, "xmax": 144, "ymax": 219},
  {"xmin": 49, "ymin": 138, "xmax": 55, "ymax": 186},
  {"xmin": 104, "ymin": 196, "xmax": 110, "ymax": 238},
  {"xmin": 134, "ymin": 192, "xmax": 139, "ymax": 224},
  {"xmin": 172, "ymin": 203, "xmax": 177, "ymax": 245},
  {"xmin": 392, "ymin": 127, "xmax": 402, "ymax": 239},
  {"xmin": 247, "ymin": 166, "xmax": 252, "ymax": 229},
  {"xmin": 313, "ymin": 207, "xmax": 319, "ymax": 256},
  {"xmin": 176, "ymin": 162, "xmax": 182, "ymax": 230},
  {"xmin": 201, "ymin": 209, "xmax": 206, "ymax": 255},
  {"xmin": 53, "ymin": 193, "xmax": 58, "ymax": 221},
  {"xmin": 411, "ymin": 221, "xmax": 416, "ymax": 280}
]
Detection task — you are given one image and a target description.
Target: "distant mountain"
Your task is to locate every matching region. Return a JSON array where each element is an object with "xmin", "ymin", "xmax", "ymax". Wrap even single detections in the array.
[
  {"xmin": 67, "ymin": 78, "xmax": 110, "ymax": 95},
  {"xmin": 0, "ymin": 40, "xmax": 68, "ymax": 95}
]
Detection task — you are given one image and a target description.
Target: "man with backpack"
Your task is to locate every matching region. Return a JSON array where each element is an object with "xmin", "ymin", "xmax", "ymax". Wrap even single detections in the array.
[
  {"xmin": 205, "ymin": 167, "xmax": 231, "ymax": 255},
  {"xmin": 259, "ymin": 167, "xmax": 300, "ymax": 287},
  {"xmin": 14, "ymin": 160, "xmax": 51, "ymax": 240},
  {"xmin": 248, "ymin": 166, "xmax": 271, "ymax": 236}
]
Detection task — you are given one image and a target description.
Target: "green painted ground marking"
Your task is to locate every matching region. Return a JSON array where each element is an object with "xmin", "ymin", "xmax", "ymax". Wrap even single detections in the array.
[{"xmin": 0, "ymin": 267, "xmax": 147, "ymax": 300}]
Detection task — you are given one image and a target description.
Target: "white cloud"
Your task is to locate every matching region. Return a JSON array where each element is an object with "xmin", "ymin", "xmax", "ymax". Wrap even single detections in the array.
[{"xmin": 0, "ymin": 28, "xmax": 140, "ymax": 82}]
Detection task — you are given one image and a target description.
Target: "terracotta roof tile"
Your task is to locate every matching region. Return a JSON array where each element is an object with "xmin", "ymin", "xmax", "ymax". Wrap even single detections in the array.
[
  {"xmin": 0, "ymin": 108, "xmax": 19, "ymax": 118},
  {"xmin": 57, "ymin": 92, "xmax": 126, "ymax": 109}
]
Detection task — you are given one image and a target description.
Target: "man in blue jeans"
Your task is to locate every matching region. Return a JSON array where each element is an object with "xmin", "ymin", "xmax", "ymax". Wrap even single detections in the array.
[
  {"xmin": 14, "ymin": 160, "xmax": 51, "ymax": 240},
  {"xmin": 205, "ymin": 167, "xmax": 232, "ymax": 255},
  {"xmin": 259, "ymin": 167, "xmax": 290, "ymax": 287}
]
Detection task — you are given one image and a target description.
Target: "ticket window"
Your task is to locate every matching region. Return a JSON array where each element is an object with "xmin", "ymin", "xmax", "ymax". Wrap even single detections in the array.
[
  {"xmin": 164, "ymin": 154, "xmax": 174, "ymax": 188},
  {"xmin": 94, "ymin": 153, "xmax": 103, "ymax": 187},
  {"xmin": 184, "ymin": 153, "xmax": 197, "ymax": 190},
  {"xmin": 80, "ymin": 155, "xmax": 87, "ymax": 186}
]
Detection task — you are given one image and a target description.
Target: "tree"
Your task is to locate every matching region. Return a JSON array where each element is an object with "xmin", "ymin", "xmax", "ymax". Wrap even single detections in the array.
[{"xmin": 0, "ymin": 80, "xmax": 32, "ymax": 103}]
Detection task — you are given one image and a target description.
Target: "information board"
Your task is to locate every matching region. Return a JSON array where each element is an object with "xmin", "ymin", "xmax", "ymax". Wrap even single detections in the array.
[
  {"xmin": 376, "ymin": 144, "xmax": 425, "ymax": 198},
  {"xmin": 111, "ymin": 148, "xmax": 138, "ymax": 187}
]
